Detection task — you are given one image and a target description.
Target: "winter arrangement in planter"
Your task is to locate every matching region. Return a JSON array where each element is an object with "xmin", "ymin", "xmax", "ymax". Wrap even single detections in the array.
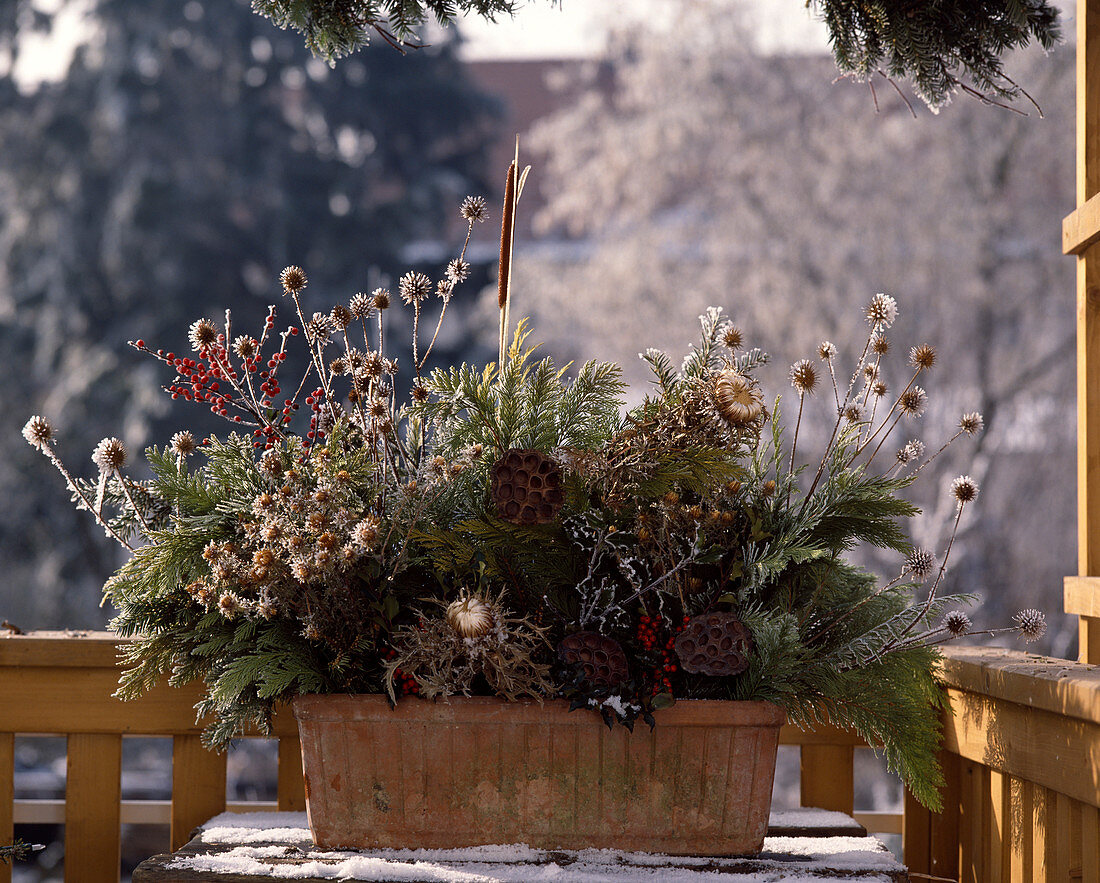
[{"xmin": 23, "ymin": 171, "xmax": 1047, "ymax": 855}]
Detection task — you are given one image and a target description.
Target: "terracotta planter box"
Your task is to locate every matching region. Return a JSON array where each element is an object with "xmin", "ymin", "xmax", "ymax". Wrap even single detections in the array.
[{"xmin": 292, "ymin": 694, "xmax": 785, "ymax": 855}]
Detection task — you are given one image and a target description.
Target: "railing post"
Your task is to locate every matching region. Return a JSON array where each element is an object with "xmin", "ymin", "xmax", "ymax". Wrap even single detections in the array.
[
  {"xmin": 278, "ymin": 735, "xmax": 306, "ymax": 812},
  {"xmin": 171, "ymin": 735, "xmax": 227, "ymax": 851},
  {"xmin": 799, "ymin": 744, "xmax": 853, "ymax": 814},
  {"xmin": 65, "ymin": 732, "xmax": 121, "ymax": 883},
  {"xmin": 0, "ymin": 733, "xmax": 12, "ymax": 883}
]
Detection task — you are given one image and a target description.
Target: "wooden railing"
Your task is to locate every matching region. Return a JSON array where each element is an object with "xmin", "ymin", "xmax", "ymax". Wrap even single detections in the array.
[
  {"xmin": 14, "ymin": 634, "xmax": 1100, "ymax": 882},
  {"xmin": 905, "ymin": 647, "xmax": 1100, "ymax": 881}
]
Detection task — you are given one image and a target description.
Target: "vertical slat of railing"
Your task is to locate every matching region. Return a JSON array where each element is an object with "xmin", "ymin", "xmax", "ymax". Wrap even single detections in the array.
[
  {"xmin": 903, "ymin": 749, "xmax": 959, "ymax": 879},
  {"xmin": 1009, "ymin": 776, "xmax": 1032, "ymax": 881},
  {"xmin": 0, "ymin": 733, "xmax": 12, "ymax": 883},
  {"xmin": 277, "ymin": 736, "xmax": 306, "ymax": 811},
  {"xmin": 1050, "ymin": 791, "xmax": 1071, "ymax": 881},
  {"xmin": 798, "ymin": 745, "xmax": 853, "ymax": 814},
  {"xmin": 988, "ymin": 769, "xmax": 1008, "ymax": 880},
  {"xmin": 65, "ymin": 733, "xmax": 122, "ymax": 883},
  {"xmin": 170, "ymin": 735, "xmax": 227, "ymax": 850},
  {"xmin": 1083, "ymin": 803, "xmax": 1100, "ymax": 881}
]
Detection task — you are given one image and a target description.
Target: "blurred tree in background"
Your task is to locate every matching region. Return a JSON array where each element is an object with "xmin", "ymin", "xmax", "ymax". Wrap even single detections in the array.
[
  {"xmin": 0, "ymin": 0, "xmax": 497, "ymax": 627},
  {"xmin": 507, "ymin": 1, "xmax": 1076, "ymax": 655}
]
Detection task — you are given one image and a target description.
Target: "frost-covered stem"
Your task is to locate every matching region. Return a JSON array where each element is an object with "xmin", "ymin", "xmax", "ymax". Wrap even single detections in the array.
[
  {"xmin": 288, "ymin": 291, "xmax": 337, "ymax": 423},
  {"xmin": 340, "ymin": 329, "xmax": 369, "ymax": 434},
  {"xmin": 117, "ymin": 474, "xmax": 152, "ymax": 535},
  {"xmin": 411, "ymin": 301, "xmax": 422, "ymax": 382},
  {"xmin": 912, "ymin": 429, "xmax": 965, "ymax": 477},
  {"xmin": 851, "ymin": 367, "xmax": 920, "ymax": 461},
  {"xmin": 786, "ymin": 391, "xmax": 805, "ymax": 507},
  {"xmin": 826, "ymin": 357, "xmax": 841, "ymax": 411},
  {"xmin": 420, "ymin": 222, "xmax": 474, "ymax": 372},
  {"xmin": 43, "ymin": 448, "xmax": 133, "ymax": 550},
  {"xmin": 616, "ymin": 553, "xmax": 696, "ymax": 611},
  {"xmin": 803, "ymin": 328, "xmax": 876, "ymax": 506},
  {"xmin": 860, "ymin": 410, "xmax": 905, "ymax": 468},
  {"xmin": 811, "ymin": 565, "xmax": 913, "ymax": 644}
]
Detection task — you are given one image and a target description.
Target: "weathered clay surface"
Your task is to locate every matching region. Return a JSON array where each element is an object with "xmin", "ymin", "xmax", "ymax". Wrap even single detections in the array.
[{"xmin": 293, "ymin": 695, "xmax": 785, "ymax": 855}]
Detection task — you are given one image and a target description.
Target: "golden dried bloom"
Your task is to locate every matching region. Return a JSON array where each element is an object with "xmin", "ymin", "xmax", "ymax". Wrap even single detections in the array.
[
  {"xmin": 662, "ymin": 491, "xmax": 680, "ymax": 507},
  {"xmin": 909, "ymin": 344, "xmax": 936, "ymax": 370},
  {"xmin": 459, "ymin": 195, "xmax": 487, "ymax": 223},
  {"xmin": 818, "ymin": 340, "xmax": 837, "ymax": 360},
  {"xmin": 170, "ymin": 430, "xmax": 197, "ymax": 458},
  {"xmin": 789, "ymin": 359, "xmax": 817, "ymax": 394},
  {"xmin": 280, "ymin": 265, "xmax": 308, "ymax": 294},
  {"xmin": 959, "ymin": 412, "xmax": 984, "ymax": 435},
  {"xmin": 232, "ymin": 335, "xmax": 258, "ymax": 359},
  {"xmin": 371, "ymin": 288, "xmax": 391, "ymax": 310},
  {"xmin": 871, "ymin": 334, "xmax": 889, "ymax": 356},
  {"xmin": 713, "ymin": 369, "xmax": 764, "ymax": 427},
  {"xmin": 446, "ymin": 595, "xmax": 495, "ymax": 638},
  {"xmin": 350, "ymin": 515, "xmax": 380, "ymax": 550},
  {"xmin": 218, "ymin": 593, "xmax": 240, "ymax": 619},
  {"xmin": 899, "ymin": 386, "xmax": 928, "ymax": 418},
  {"xmin": 91, "ymin": 437, "xmax": 127, "ymax": 473},
  {"xmin": 723, "ymin": 325, "xmax": 744, "ymax": 350},
  {"xmin": 188, "ymin": 318, "xmax": 219, "ymax": 352},
  {"xmin": 950, "ymin": 475, "xmax": 980, "ymax": 506},
  {"xmin": 761, "ymin": 480, "xmax": 776, "ymax": 496},
  {"xmin": 22, "ymin": 415, "xmax": 54, "ymax": 449},
  {"xmin": 688, "ymin": 504, "xmax": 704, "ymax": 521}
]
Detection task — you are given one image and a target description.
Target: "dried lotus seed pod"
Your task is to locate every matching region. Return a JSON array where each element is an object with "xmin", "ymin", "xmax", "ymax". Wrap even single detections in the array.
[
  {"xmin": 558, "ymin": 631, "xmax": 630, "ymax": 687},
  {"xmin": 674, "ymin": 612, "xmax": 753, "ymax": 676},
  {"xmin": 490, "ymin": 448, "xmax": 565, "ymax": 525}
]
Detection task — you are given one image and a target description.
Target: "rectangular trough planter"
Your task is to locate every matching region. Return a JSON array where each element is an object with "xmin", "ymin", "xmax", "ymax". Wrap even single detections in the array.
[{"xmin": 293, "ymin": 694, "xmax": 785, "ymax": 855}]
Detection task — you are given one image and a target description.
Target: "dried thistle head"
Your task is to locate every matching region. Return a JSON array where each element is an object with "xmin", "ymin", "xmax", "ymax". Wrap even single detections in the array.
[
  {"xmin": 789, "ymin": 359, "xmax": 818, "ymax": 395},
  {"xmin": 349, "ymin": 292, "xmax": 373, "ymax": 319},
  {"xmin": 959, "ymin": 412, "xmax": 984, "ymax": 435},
  {"xmin": 723, "ymin": 324, "xmax": 745, "ymax": 351},
  {"xmin": 330, "ymin": 304, "xmax": 353, "ymax": 331},
  {"xmin": 712, "ymin": 369, "xmax": 764, "ymax": 428},
  {"xmin": 188, "ymin": 318, "xmax": 219, "ymax": 352},
  {"xmin": 866, "ymin": 292, "xmax": 898, "ymax": 328},
  {"xmin": 92, "ymin": 437, "xmax": 127, "ymax": 473},
  {"xmin": 232, "ymin": 335, "xmax": 258, "ymax": 359},
  {"xmin": 872, "ymin": 380, "xmax": 888, "ymax": 398},
  {"xmin": 843, "ymin": 404, "xmax": 864, "ymax": 423},
  {"xmin": 871, "ymin": 334, "xmax": 890, "ymax": 356},
  {"xmin": 899, "ymin": 386, "xmax": 928, "ymax": 418},
  {"xmin": 909, "ymin": 344, "xmax": 936, "ymax": 371},
  {"xmin": 398, "ymin": 271, "xmax": 432, "ymax": 305},
  {"xmin": 280, "ymin": 265, "xmax": 308, "ymax": 294},
  {"xmin": 1014, "ymin": 608, "xmax": 1047, "ymax": 643},
  {"xmin": 170, "ymin": 431, "xmax": 197, "ymax": 459},
  {"xmin": 907, "ymin": 548, "xmax": 936, "ymax": 581},
  {"xmin": 22, "ymin": 415, "xmax": 54, "ymax": 450},
  {"xmin": 446, "ymin": 595, "xmax": 494, "ymax": 638},
  {"xmin": 372, "ymin": 288, "xmax": 391, "ymax": 310},
  {"xmin": 460, "ymin": 195, "xmax": 487, "ymax": 223},
  {"xmin": 944, "ymin": 611, "xmax": 971, "ymax": 636},
  {"xmin": 446, "ymin": 258, "xmax": 471, "ymax": 284},
  {"xmin": 950, "ymin": 475, "xmax": 980, "ymax": 507},
  {"xmin": 818, "ymin": 340, "xmax": 837, "ymax": 360}
]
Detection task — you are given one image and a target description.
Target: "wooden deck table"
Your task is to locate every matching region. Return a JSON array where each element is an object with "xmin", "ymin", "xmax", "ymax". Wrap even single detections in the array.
[{"xmin": 133, "ymin": 809, "xmax": 909, "ymax": 881}]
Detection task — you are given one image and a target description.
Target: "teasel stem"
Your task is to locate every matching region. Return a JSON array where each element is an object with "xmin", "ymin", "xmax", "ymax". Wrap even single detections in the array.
[
  {"xmin": 912, "ymin": 429, "xmax": 965, "ymax": 477},
  {"xmin": 419, "ymin": 221, "xmax": 474, "ymax": 372},
  {"xmin": 852, "ymin": 367, "xmax": 921, "ymax": 462},
  {"xmin": 340, "ymin": 329, "xmax": 369, "ymax": 436},
  {"xmin": 116, "ymin": 474, "xmax": 153, "ymax": 535},
  {"xmin": 801, "ymin": 327, "xmax": 876, "ymax": 510},
  {"xmin": 43, "ymin": 448, "xmax": 133, "ymax": 550},
  {"xmin": 810, "ymin": 564, "xmax": 914, "ymax": 645},
  {"xmin": 861, "ymin": 409, "xmax": 905, "ymax": 468},
  {"xmin": 288, "ymin": 291, "xmax": 338, "ymax": 424},
  {"xmin": 826, "ymin": 358, "xmax": 841, "ymax": 411},
  {"xmin": 787, "ymin": 390, "xmax": 805, "ymax": 505}
]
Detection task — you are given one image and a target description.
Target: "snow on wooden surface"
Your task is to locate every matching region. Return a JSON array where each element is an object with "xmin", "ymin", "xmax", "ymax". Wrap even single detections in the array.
[{"xmin": 146, "ymin": 811, "xmax": 908, "ymax": 882}]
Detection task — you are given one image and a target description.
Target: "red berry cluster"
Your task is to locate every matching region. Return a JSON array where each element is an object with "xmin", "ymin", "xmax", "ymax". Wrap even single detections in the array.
[
  {"xmin": 383, "ymin": 648, "xmax": 419, "ymax": 696},
  {"xmin": 636, "ymin": 614, "xmax": 689, "ymax": 696}
]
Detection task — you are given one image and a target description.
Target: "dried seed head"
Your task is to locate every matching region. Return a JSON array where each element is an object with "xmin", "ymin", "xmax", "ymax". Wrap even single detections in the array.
[
  {"xmin": 907, "ymin": 548, "xmax": 936, "ymax": 581},
  {"xmin": 895, "ymin": 445, "xmax": 913, "ymax": 465},
  {"xmin": 818, "ymin": 340, "xmax": 837, "ymax": 360},
  {"xmin": 843, "ymin": 404, "xmax": 864, "ymax": 423},
  {"xmin": 866, "ymin": 293, "xmax": 898, "ymax": 328},
  {"xmin": 22, "ymin": 415, "xmax": 54, "ymax": 449},
  {"xmin": 306, "ymin": 312, "xmax": 330, "ymax": 340},
  {"xmin": 170, "ymin": 431, "xmax": 197, "ymax": 458},
  {"xmin": 411, "ymin": 384, "xmax": 429, "ymax": 402},
  {"xmin": 232, "ymin": 335, "xmax": 258, "ymax": 359},
  {"xmin": 789, "ymin": 359, "xmax": 818, "ymax": 394},
  {"xmin": 446, "ymin": 595, "xmax": 495, "ymax": 638},
  {"xmin": 723, "ymin": 325, "xmax": 745, "ymax": 351},
  {"xmin": 904, "ymin": 439, "xmax": 925, "ymax": 461},
  {"xmin": 258, "ymin": 449, "xmax": 282, "ymax": 478},
  {"xmin": 349, "ymin": 292, "xmax": 373, "ymax": 319},
  {"xmin": 950, "ymin": 475, "xmax": 980, "ymax": 506},
  {"xmin": 399, "ymin": 271, "xmax": 432, "ymax": 305},
  {"xmin": 446, "ymin": 258, "xmax": 471, "ymax": 284},
  {"xmin": 871, "ymin": 334, "xmax": 890, "ymax": 356},
  {"xmin": 863, "ymin": 363, "xmax": 879, "ymax": 382},
  {"xmin": 899, "ymin": 386, "xmax": 928, "ymax": 418},
  {"xmin": 713, "ymin": 370, "xmax": 764, "ymax": 427},
  {"xmin": 1014, "ymin": 608, "xmax": 1047, "ymax": 643},
  {"xmin": 459, "ymin": 195, "xmax": 487, "ymax": 223},
  {"xmin": 330, "ymin": 304, "xmax": 353, "ymax": 331},
  {"xmin": 280, "ymin": 265, "xmax": 308, "ymax": 294},
  {"xmin": 329, "ymin": 356, "xmax": 348, "ymax": 376},
  {"xmin": 188, "ymin": 318, "xmax": 219, "ymax": 352},
  {"xmin": 218, "ymin": 593, "xmax": 240, "ymax": 618},
  {"xmin": 909, "ymin": 344, "xmax": 936, "ymax": 371},
  {"xmin": 350, "ymin": 515, "xmax": 380, "ymax": 550},
  {"xmin": 872, "ymin": 380, "xmax": 888, "ymax": 398},
  {"xmin": 91, "ymin": 437, "xmax": 127, "ymax": 473},
  {"xmin": 944, "ymin": 611, "xmax": 971, "ymax": 636},
  {"xmin": 372, "ymin": 288, "xmax": 391, "ymax": 310},
  {"xmin": 959, "ymin": 412, "xmax": 984, "ymax": 435}
]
